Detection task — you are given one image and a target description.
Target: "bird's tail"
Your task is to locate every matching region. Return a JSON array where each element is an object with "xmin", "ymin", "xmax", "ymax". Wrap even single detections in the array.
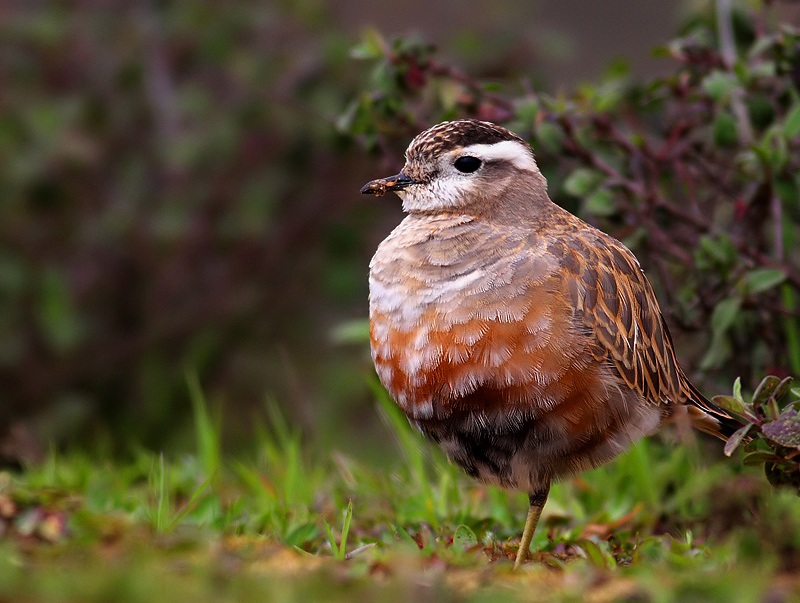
[{"xmin": 681, "ymin": 374, "xmax": 743, "ymax": 441}]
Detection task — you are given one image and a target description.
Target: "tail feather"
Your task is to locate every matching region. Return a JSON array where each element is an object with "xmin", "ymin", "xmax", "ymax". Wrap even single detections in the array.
[{"xmin": 682, "ymin": 377, "xmax": 743, "ymax": 441}]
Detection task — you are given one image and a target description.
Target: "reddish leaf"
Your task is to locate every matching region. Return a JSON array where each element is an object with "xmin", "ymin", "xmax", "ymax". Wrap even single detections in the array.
[
  {"xmin": 761, "ymin": 408, "xmax": 800, "ymax": 449},
  {"xmin": 724, "ymin": 424, "xmax": 753, "ymax": 457},
  {"xmin": 752, "ymin": 376, "xmax": 781, "ymax": 407}
]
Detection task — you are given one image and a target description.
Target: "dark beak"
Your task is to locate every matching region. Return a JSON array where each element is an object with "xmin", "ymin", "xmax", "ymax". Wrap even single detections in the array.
[{"xmin": 360, "ymin": 173, "xmax": 417, "ymax": 197}]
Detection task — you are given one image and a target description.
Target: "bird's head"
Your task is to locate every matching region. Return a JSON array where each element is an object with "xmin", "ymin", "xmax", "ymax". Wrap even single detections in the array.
[{"xmin": 361, "ymin": 120, "xmax": 547, "ymax": 217}]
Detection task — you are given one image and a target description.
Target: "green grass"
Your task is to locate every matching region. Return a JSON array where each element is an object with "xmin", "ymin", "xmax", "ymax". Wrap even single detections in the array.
[{"xmin": 1, "ymin": 387, "xmax": 799, "ymax": 602}]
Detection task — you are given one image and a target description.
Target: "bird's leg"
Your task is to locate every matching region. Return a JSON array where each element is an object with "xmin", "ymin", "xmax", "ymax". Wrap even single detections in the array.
[{"xmin": 513, "ymin": 484, "xmax": 551, "ymax": 569}]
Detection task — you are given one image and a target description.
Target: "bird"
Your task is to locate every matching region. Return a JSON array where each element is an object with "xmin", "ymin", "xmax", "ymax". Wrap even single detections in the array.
[{"xmin": 361, "ymin": 119, "xmax": 731, "ymax": 569}]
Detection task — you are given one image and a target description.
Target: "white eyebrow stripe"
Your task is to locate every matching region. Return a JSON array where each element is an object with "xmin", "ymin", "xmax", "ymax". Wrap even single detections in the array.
[{"xmin": 459, "ymin": 140, "xmax": 538, "ymax": 172}]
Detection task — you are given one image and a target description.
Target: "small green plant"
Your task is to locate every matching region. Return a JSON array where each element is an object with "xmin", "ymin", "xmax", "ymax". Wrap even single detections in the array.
[
  {"xmin": 323, "ymin": 499, "xmax": 354, "ymax": 561},
  {"xmin": 147, "ymin": 452, "xmax": 214, "ymax": 534},
  {"xmin": 714, "ymin": 375, "xmax": 800, "ymax": 490},
  {"xmin": 186, "ymin": 369, "xmax": 222, "ymax": 479}
]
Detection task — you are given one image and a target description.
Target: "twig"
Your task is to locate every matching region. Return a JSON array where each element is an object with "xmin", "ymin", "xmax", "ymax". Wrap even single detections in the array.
[{"xmin": 716, "ymin": 0, "xmax": 754, "ymax": 145}]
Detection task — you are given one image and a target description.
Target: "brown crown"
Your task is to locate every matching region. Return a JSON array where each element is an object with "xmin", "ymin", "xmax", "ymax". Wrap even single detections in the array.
[{"xmin": 406, "ymin": 120, "xmax": 526, "ymax": 162}]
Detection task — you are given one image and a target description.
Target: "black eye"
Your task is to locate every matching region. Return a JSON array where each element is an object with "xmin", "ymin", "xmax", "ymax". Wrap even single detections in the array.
[{"xmin": 454, "ymin": 156, "xmax": 482, "ymax": 173}]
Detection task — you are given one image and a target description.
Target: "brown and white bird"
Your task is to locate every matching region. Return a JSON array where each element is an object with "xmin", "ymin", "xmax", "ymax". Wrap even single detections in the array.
[{"xmin": 362, "ymin": 119, "xmax": 729, "ymax": 568}]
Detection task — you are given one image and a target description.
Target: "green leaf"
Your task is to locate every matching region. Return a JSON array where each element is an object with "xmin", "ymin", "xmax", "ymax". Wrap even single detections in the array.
[
  {"xmin": 453, "ymin": 524, "xmax": 478, "ymax": 549},
  {"xmin": 711, "ymin": 394, "xmax": 755, "ymax": 422},
  {"xmin": 764, "ymin": 461, "xmax": 800, "ymax": 489},
  {"xmin": 741, "ymin": 268, "xmax": 786, "ymax": 295},
  {"xmin": 748, "ymin": 35, "xmax": 775, "ymax": 58},
  {"xmin": 350, "ymin": 28, "xmax": 386, "ymax": 60},
  {"xmin": 784, "ymin": 103, "xmax": 800, "ymax": 140},
  {"xmin": 186, "ymin": 370, "xmax": 221, "ymax": 478},
  {"xmin": 36, "ymin": 269, "xmax": 84, "ymax": 352},
  {"xmin": 563, "ymin": 168, "xmax": 604, "ymax": 197},
  {"xmin": 701, "ymin": 71, "xmax": 739, "ymax": 101},
  {"xmin": 762, "ymin": 408, "xmax": 800, "ymax": 448},
  {"xmin": 765, "ymin": 397, "xmax": 781, "ymax": 420},
  {"xmin": 322, "ymin": 499, "xmax": 353, "ymax": 561},
  {"xmin": 782, "ymin": 286, "xmax": 800, "ymax": 375},
  {"xmin": 585, "ymin": 188, "xmax": 616, "ymax": 216},
  {"xmin": 710, "ymin": 297, "xmax": 741, "ymax": 335},
  {"xmin": 755, "ymin": 128, "xmax": 789, "ymax": 171},
  {"xmin": 578, "ymin": 539, "xmax": 616, "ymax": 569},
  {"xmin": 330, "ymin": 318, "xmax": 370, "ymax": 344},
  {"xmin": 724, "ymin": 424, "xmax": 752, "ymax": 457},
  {"xmin": 698, "ymin": 234, "xmax": 737, "ymax": 268},
  {"xmin": 510, "ymin": 99, "xmax": 539, "ymax": 127},
  {"xmin": 713, "ymin": 112, "xmax": 738, "ymax": 147},
  {"xmin": 732, "ymin": 376, "xmax": 744, "ymax": 403},
  {"xmin": 700, "ymin": 334, "xmax": 731, "ymax": 371},
  {"xmin": 533, "ymin": 121, "xmax": 564, "ymax": 153},
  {"xmin": 741, "ymin": 451, "xmax": 782, "ymax": 466},
  {"xmin": 285, "ymin": 522, "xmax": 318, "ymax": 548},
  {"xmin": 747, "ymin": 94, "xmax": 776, "ymax": 129},
  {"xmin": 774, "ymin": 376, "xmax": 794, "ymax": 402}
]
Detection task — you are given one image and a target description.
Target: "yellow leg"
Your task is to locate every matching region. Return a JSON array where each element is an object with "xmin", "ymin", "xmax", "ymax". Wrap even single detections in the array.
[{"xmin": 513, "ymin": 484, "xmax": 550, "ymax": 569}]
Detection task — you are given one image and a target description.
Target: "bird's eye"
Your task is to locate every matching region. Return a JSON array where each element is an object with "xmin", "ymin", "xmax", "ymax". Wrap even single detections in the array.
[{"xmin": 454, "ymin": 156, "xmax": 482, "ymax": 173}]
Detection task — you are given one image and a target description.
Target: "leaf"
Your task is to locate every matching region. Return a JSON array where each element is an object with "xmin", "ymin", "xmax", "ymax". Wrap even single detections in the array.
[
  {"xmin": 453, "ymin": 524, "xmax": 478, "ymax": 549},
  {"xmin": 761, "ymin": 408, "xmax": 800, "ymax": 448},
  {"xmin": 773, "ymin": 376, "xmax": 794, "ymax": 402},
  {"xmin": 784, "ymin": 103, "xmax": 800, "ymax": 140},
  {"xmin": 747, "ymin": 94, "xmax": 776, "ymax": 129},
  {"xmin": 36, "ymin": 269, "xmax": 84, "ymax": 352},
  {"xmin": 350, "ymin": 28, "xmax": 386, "ymax": 60},
  {"xmin": 534, "ymin": 122, "xmax": 564, "ymax": 153},
  {"xmin": 578, "ymin": 539, "xmax": 616, "ymax": 569},
  {"xmin": 741, "ymin": 268, "xmax": 786, "ymax": 295},
  {"xmin": 732, "ymin": 376, "xmax": 744, "ymax": 404},
  {"xmin": 322, "ymin": 500, "xmax": 353, "ymax": 560},
  {"xmin": 698, "ymin": 234, "xmax": 737, "ymax": 267},
  {"xmin": 755, "ymin": 129, "xmax": 789, "ymax": 172},
  {"xmin": 765, "ymin": 397, "xmax": 781, "ymax": 420},
  {"xmin": 742, "ymin": 451, "xmax": 783, "ymax": 466},
  {"xmin": 752, "ymin": 376, "xmax": 782, "ymax": 407},
  {"xmin": 713, "ymin": 112, "xmax": 738, "ymax": 147},
  {"xmin": 700, "ymin": 334, "xmax": 732, "ymax": 371},
  {"xmin": 724, "ymin": 424, "xmax": 752, "ymax": 457},
  {"xmin": 710, "ymin": 297, "xmax": 741, "ymax": 334},
  {"xmin": 701, "ymin": 71, "xmax": 739, "ymax": 101},
  {"xmin": 764, "ymin": 461, "xmax": 800, "ymax": 490},
  {"xmin": 711, "ymin": 395, "xmax": 755, "ymax": 422},
  {"xmin": 701, "ymin": 299, "xmax": 742, "ymax": 370},
  {"xmin": 563, "ymin": 168, "xmax": 604, "ymax": 197},
  {"xmin": 585, "ymin": 188, "xmax": 616, "ymax": 216},
  {"xmin": 330, "ymin": 319, "xmax": 370, "ymax": 344}
]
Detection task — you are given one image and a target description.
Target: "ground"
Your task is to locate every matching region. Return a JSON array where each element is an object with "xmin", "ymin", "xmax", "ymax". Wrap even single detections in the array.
[{"xmin": 1, "ymin": 390, "xmax": 799, "ymax": 603}]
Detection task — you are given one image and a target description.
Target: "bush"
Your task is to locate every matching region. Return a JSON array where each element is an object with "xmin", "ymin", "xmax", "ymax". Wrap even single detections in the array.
[{"xmin": 340, "ymin": 5, "xmax": 800, "ymax": 488}]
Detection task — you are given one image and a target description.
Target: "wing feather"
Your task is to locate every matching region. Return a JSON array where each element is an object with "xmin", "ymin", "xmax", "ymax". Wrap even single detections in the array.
[{"xmin": 554, "ymin": 228, "xmax": 729, "ymax": 426}]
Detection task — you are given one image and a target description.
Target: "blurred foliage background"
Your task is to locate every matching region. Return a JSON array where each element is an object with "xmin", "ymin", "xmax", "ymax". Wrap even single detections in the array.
[{"xmin": 2, "ymin": 0, "xmax": 800, "ymax": 463}]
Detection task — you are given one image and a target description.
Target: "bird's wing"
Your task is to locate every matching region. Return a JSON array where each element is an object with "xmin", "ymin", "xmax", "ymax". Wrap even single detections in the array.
[{"xmin": 552, "ymin": 228, "xmax": 698, "ymax": 410}]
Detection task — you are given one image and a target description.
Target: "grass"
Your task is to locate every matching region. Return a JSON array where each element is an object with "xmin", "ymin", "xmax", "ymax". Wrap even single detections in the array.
[{"xmin": 1, "ymin": 382, "xmax": 799, "ymax": 602}]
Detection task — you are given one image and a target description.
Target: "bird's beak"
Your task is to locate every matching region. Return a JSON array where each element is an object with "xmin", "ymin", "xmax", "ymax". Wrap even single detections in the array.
[{"xmin": 360, "ymin": 173, "xmax": 417, "ymax": 197}]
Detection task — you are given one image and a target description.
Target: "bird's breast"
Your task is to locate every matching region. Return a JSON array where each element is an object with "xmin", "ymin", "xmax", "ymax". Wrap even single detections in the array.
[{"xmin": 368, "ymin": 219, "xmax": 583, "ymax": 422}]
